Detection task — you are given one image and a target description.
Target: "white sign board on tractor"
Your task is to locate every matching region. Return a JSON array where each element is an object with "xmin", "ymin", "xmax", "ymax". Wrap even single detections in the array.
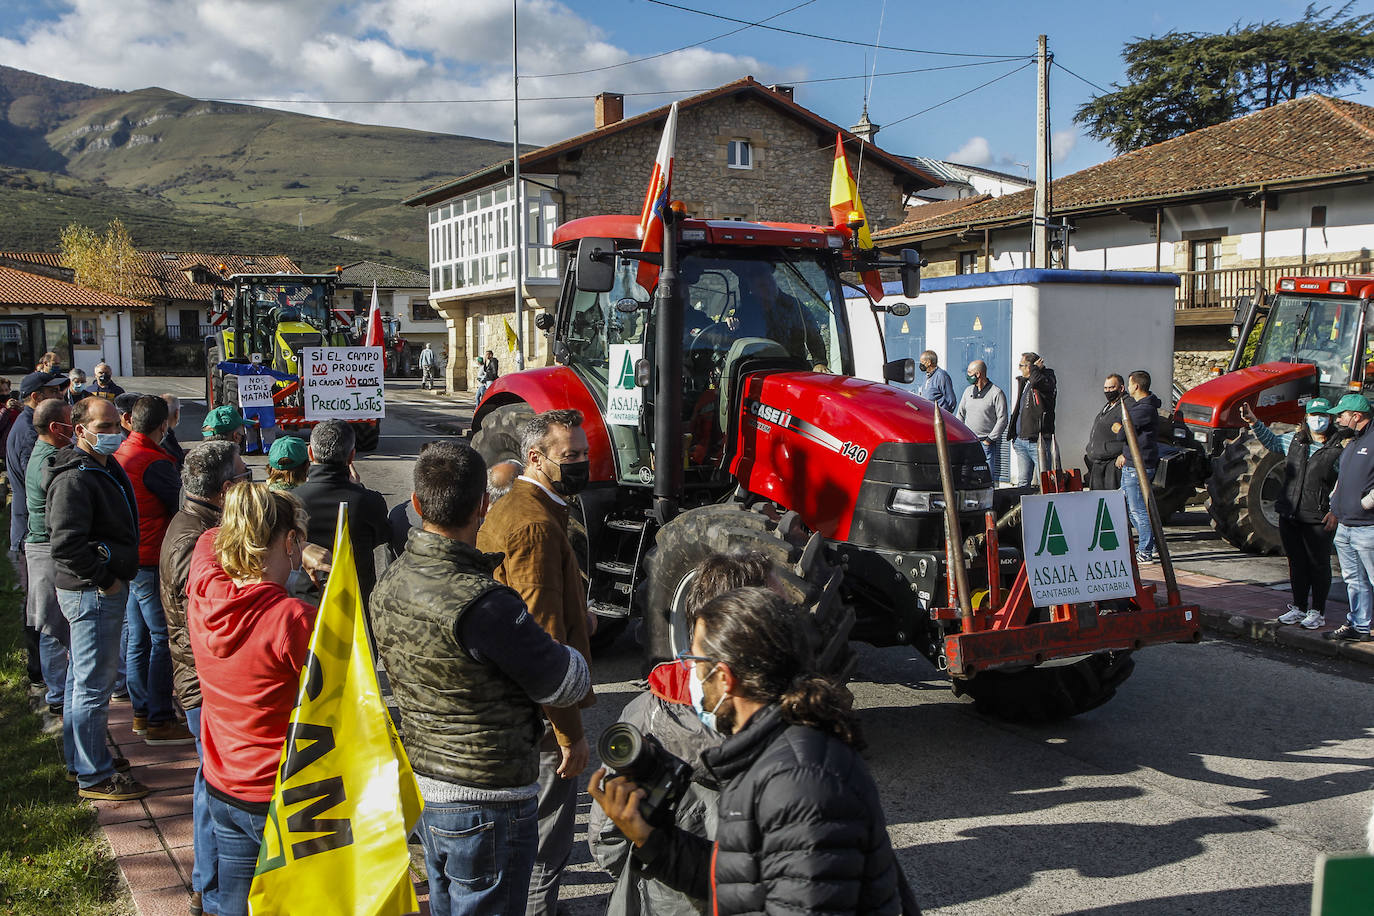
[
  {"xmin": 606, "ymin": 343, "xmax": 643, "ymax": 427},
  {"xmin": 236, "ymin": 374, "xmax": 275, "ymax": 409},
  {"xmin": 1020, "ymin": 490, "xmax": 1136, "ymax": 606},
  {"xmin": 302, "ymin": 347, "xmax": 386, "ymax": 421}
]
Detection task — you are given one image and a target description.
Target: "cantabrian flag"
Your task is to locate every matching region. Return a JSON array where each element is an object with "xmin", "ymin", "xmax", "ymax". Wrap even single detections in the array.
[
  {"xmin": 248, "ymin": 506, "xmax": 423, "ymax": 915},
  {"xmin": 828, "ymin": 132, "xmax": 885, "ymax": 302},
  {"xmin": 635, "ymin": 101, "xmax": 679, "ymax": 291},
  {"xmin": 504, "ymin": 316, "xmax": 519, "ymax": 354}
]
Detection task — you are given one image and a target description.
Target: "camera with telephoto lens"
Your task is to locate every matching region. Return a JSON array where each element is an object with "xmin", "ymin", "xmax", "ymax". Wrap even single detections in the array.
[{"xmin": 597, "ymin": 722, "xmax": 693, "ymax": 828}]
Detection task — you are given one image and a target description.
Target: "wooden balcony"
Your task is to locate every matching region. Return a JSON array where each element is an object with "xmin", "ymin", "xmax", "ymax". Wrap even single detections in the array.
[{"xmin": 1174, "ymin": 258, "xmax": 1374, "ymax": 325}]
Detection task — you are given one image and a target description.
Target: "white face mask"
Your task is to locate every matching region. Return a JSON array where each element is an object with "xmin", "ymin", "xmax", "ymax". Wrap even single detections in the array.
[
  {"xmin": 689, "ymin": 663, "xmax": 726, "ymax": 732},
  {"xmin": 1307, "ymin": 415, "xmax": 1332, "ymax": 434}
]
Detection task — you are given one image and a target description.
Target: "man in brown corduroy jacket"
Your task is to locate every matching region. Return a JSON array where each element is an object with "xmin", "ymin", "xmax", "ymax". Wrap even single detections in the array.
[{"xmin": 476, "ymin": 407, "xmax": 595, "ymax": 915}]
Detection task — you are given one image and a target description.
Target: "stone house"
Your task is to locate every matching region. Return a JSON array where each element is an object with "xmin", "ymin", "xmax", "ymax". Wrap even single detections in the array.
[
  {"xmin": 333, "ymin": 260, "xmax": 439, "ymax": 375},
  {"xmin": 403, "ymin": 76, "xmax": 938, "ymax": 392},
  {"xmin": 873, "ymin": 95, "xmax": 1374, "ymax": 388}
]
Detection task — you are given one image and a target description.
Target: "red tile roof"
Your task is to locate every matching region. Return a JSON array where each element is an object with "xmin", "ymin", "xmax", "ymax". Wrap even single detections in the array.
[
  {"xmin": 876, "ymin": 94, "xmax": 1374, "ymax": 242},
  {"xmin": 0, "ymin": 251, "xmax": 301, "ymax": 304},
  {"xmin": 0, "ymin": 265, "xmax": 151, "ymax": 309}
]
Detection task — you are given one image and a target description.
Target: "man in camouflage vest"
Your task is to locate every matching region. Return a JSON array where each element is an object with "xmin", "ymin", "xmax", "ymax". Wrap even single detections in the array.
[{"xmin": 370, "ymin": 441, "xmax": 589, "ymax": 916}]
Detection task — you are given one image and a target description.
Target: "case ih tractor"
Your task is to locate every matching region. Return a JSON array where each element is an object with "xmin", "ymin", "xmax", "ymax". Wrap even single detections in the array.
[
  {"xmin": 1174, "ymin": 275, "xmax": 1374, "ymax": 553},
  {"xmin": 471, "ymin": 209, "xmax": 1200, "ymax": 720},
  {"xmin": 205, "ymin": 272, "xmax": 381, "ymax": 450}
]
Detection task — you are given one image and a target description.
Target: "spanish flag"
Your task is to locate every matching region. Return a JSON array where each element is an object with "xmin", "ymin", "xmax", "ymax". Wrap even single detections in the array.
[
  {"xmin": 248, "ymin": 506, "xmax": 423, "ymax": 915},
  {"xmin": 828, "ymin": 132, "xmax": 884, "ymax": 302}
]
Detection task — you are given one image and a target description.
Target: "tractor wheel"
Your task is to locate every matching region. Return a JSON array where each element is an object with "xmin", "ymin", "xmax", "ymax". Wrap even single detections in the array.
[
  {"xmin": 952, "ymin": 651, "xmax": 1136, "ymax": 722},
  {"xmin": 355, "ymin": 421, "xmax": 381, "ymax": 452},
  {"xmin": 205, "ymin": 346, "xmax": 222, "ymax": 408},
  {"xmin": 1204, "ymin": 430, "xmax": 1285, "ymax": 555},
  {"xmin": 640, "ymin": 503, "xmax": 855, "ymax": 678},
  {"xmin": 471, "ymin": 403, "xmax": 535, "ymax": 466}
]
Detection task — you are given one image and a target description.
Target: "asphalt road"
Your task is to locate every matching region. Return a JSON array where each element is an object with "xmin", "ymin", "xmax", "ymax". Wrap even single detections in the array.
[{"xmin": 151, "ymin": 377, "xmax": 1374, "ymax": 915}]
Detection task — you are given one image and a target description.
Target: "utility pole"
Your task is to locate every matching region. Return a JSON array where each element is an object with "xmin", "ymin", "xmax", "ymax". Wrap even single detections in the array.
[
  {"xmin": 1032, "ymin": 34, "xmax": 1051, "ymax": 269},
  {"xmin": 511, "ymin": 0, "xmax": 525, "ymax": 368}
]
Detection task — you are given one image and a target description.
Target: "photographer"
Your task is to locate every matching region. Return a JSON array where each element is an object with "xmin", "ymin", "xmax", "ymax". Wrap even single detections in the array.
[
  {"xmin": 588, "ymin": 587, "xmax": 911, "ymax": 915},
  {"xmin": 588, "ymin": 551, "xmax": 772, "ymax": 916}
]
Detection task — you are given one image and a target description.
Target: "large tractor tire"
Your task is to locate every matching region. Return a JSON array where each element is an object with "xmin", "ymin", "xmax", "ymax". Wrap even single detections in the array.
[
  {"xmin": 952, "ymin": 650, "xmax": 1136, "ymax": 722},
  {"xmin": 1204, "ymin": 429, "xmax": 1285, "ymax": 555},
  {"xmin": 471, "ymin": 402, "xmax": 535, "ymax": 466},
  {"xmin": 641, "ymin": 503, "xmax": 855, "ymax": 678},
  {"xmin": 205, "ymin": 345, "xmax": 222, "ymax": 408}
]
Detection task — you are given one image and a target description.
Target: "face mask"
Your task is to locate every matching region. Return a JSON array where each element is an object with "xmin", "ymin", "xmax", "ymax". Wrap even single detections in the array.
[
  {"xmin": 97, "ymin": 375, "xmax": 111, "ymax": 385},
  {"xmin": 966, "ymin": 374, "xmax": 978, "ymax": 385},
  {"xmin": 50, "ymin": 422, "xmax": 73, "ymax": 447},
  {"xmin": 689, "ymin": 663, "xmax": 726, "ymax": 732},
  {"xmin": 919, "ymin": 362, "xmax": 931, "ymax": 373},
  {"xmin": 85, "ymin": 430, "xmax": 122, "ymax": 456},
  {"xmin": 1307, "ymin": 415, "xmax": 1331, "ymax": 433},
  {"xmin": 1105, "ymin": 389, "xmax": 1122, "ymax": 403},
  {"xmin": 72, "ymin": 382, "xmax": 84, "ymax": 392},
  {"xmin": 541, "ymin": 453, "xmax": 590, "ymax": 496}
]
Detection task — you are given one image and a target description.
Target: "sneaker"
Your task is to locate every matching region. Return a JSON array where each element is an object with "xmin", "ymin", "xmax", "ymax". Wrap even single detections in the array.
[
  {"xmin": 1324, "ymin": 624, "xmax": 1372, "ymax": 642},
  {"xmin": 1277, "ymin": 605, "xmax": 1307, "ymax": 625},
  {"xmin": 131, "ymin": 715, "xmax": 148, "ymax": 735},
  {"xmin": 47, "ymin": 703, "xmax": 63, "ymax": 718},
  {"xmin": 78, "ymin": 772, "xmax": 149, "ymax": 801},
  {"xmin": 145, "ymin": 720, "xmax": 195, "ymax": 746},
  {"xmin": 1135, "ymin": 552, "xmax": 1156, "ymax": 565},
  {"xmin": 189, "ymin": 890, "xmax": 203, "ymax": 916},
  {"xmin": 1300, "ymin": 610, "xmax": 1326, "ymax": 630},
  {"xmin": 110, "ymin": 688, "xmax": 129, "ymax": 701},
  {"xmin": 67, "ymin": 756, "xmax": 131, "ymax": 783}
]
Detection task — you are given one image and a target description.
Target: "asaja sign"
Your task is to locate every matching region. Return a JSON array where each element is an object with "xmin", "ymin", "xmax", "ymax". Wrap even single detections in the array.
[
  {"xmin": 1020, "ymin": 490, "xmax": 1136, "ymax": 605},
  {"xmin": 606, "ymin": 343, "xmax": 643, "ymax": 427}
]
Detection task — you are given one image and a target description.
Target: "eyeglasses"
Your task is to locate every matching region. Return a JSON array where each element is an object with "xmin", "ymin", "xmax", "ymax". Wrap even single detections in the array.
[
  {"xmin": 675, "ymin": 650, "xmax": 719, "ymax": 673},
  {"xmin": 231, "ymin": 469, "xmax": 254, "ymax": 483}
]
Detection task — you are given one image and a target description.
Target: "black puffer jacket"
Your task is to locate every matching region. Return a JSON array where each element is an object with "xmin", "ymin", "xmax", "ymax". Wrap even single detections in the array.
[
  {"xmin": 636, "ymin": 704, "xmax": 906, "ymax": 915},
  {"xmin": 44, "ymin": 446, "xmax": 139, "ymax": 591},
  {"xmin": 1084, "ymin": 396, "xmax": 1131, "ymax": 490}
]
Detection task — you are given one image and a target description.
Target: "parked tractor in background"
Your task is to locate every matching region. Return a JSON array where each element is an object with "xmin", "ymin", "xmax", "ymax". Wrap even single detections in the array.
[
  {"xmin": 469, "ymin": 206, "xmax": 1199, "ymax": 721},
  {"xmin": 1173, "ymin": 275, "xmax": 1374, "ymax": 553},
  {"xmin": 205, "ymin": 271, "xmax": 381, "ymax": 450}
]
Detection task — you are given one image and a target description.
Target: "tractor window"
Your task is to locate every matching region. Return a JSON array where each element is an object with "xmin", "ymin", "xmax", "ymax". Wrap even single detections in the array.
[
  {"xmin": 564, "ymin": 260, "xmax": 651, "ymax": 389},
  {"xmin": 1253, "ymin": 294, "xmax": 1360, "ymax": 386}
]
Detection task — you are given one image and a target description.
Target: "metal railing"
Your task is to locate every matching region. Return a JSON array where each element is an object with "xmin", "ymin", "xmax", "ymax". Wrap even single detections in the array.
[
  {"xmin": 164, "ymin": 324, "xmax": 218, "ymax": 341},
  {"xmin": 1175, "ymin": 257, "xmax": 1374, "ymax": 310}
]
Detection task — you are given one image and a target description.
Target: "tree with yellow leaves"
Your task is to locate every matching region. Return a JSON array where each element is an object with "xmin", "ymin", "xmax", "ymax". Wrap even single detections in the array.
[{"xmin": 59, "ymin": 218, "xmax": 138, "ymax": 297}]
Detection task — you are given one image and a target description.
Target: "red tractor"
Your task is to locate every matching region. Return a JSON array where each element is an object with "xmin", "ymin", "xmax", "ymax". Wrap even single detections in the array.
[
  {"xmin": 471, "ymin": 208, "xmax": 1199, "ymax": 719},
  {"xmin": 1174, "ymin": 275, "xmax": 1374, "ymax": 553}
]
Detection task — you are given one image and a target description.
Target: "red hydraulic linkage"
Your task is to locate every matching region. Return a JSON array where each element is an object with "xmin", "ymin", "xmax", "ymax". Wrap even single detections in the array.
[{"xmin": 936, "ymin": 465, "xmax": 1201, "ymax": 679}]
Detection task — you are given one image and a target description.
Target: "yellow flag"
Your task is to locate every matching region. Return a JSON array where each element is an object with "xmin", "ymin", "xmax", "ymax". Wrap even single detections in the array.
[
  {"xmin": 504, "ymin": 316, "xmax": 519, "ymax": 353},
  {"xmin": 248, "ymin": 506, "xmax": 423, "ymax": 915}
]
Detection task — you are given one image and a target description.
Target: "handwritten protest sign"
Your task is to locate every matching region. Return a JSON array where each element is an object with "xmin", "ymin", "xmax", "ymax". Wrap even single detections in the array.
[
  {"xmin": 302, "ymin": 347, "xmax": 386, "ymax": 421},
  {"xmin": 237, "ymin": 374, "xmax": 276, "ymax": 409}
]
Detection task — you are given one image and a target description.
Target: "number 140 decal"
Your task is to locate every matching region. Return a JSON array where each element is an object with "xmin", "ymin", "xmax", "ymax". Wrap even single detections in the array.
[{"xmin": 840, "ymin": 442, "xmax": 869, "ymax": 463}]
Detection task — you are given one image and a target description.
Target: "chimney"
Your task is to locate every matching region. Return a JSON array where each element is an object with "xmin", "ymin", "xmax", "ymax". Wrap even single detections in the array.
[
  {"xmin": 594, "ymin": 92, "xmax": 624, "ymax": 129},
  {"xmin": 768, "ymin": 84, "xmax": 795, "ymax": 100},
  {"xmin": 850, "ymin": 104, "xmax": 879, "ymax": 143}
]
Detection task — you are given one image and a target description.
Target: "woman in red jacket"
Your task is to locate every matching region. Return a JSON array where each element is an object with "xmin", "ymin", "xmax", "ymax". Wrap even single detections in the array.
[{"xmin": 187, "ymin": 483, "xmax": 316, "ymax": 916}]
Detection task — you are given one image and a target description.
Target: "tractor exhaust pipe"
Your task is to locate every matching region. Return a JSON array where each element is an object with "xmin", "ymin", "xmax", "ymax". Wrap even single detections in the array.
[
  {"xmin": 932, "ymin": 405, "xmax": 973, "ymax": 630},
  {"xmin": 1120, "ymin": 399, "xmax": 1180, "ymax": 604},
  {"xmin": 652, "ymin": 206, "xmax": 684, "ymax": 525}
]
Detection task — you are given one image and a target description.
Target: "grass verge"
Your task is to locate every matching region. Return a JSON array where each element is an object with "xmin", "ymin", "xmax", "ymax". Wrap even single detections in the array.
[{"xmin": 0, "ymin": 529, "xmax": 132, "ymax": 916}]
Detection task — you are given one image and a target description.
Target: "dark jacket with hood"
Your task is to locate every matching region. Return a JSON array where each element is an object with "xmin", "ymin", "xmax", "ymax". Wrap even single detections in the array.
[
  {"xmin": 44, "ymin": 445, "xmax": 139, "ymax": 591},
  {"xmin": 294, "ymin": 462, "xmax": 389, "ymax": 599},
  {"xmin": 6, "ymin": 405, "xmax": 37, "ymax": 550},
  {"xmin": 158, "ymin": 495, "xmax": 221, "ymax": 709},
  {"xmin": 635, "ymin": 703, "xmax": 905, "ymax": 916},
  {"xmin": 1010, "ymin": 364, "xmax": 1057, "ymax": 440},
  {"xmin": 1116, "ymin": 391, "xmax": 1162, "ymax": 471},
  {"xmin": 1252, "ymin": 421, "xmax": 1346, "ymax": 524},
  {"xmin": 590, "ymin": 662, "xmax": 723, "ymax": 916},
  {"xmin": 1085, "ymin": 395, "xmax": 1132, "ymax": 490}
]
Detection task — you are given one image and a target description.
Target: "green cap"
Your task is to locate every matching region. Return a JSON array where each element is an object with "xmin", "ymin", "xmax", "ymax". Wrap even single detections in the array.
[
  {"xmin": 268, "ymin": 436, "xmax": 308, "ymax": 470},
  {"xmin": 201, "ymin": 405, "xmax": 258, "ymax": 438},
  {"xmin": 1331, "ymin": 393, "xmax": 1373, "ymax": 415},
  {"xmin": 1306, "ymin": 396, "xmax": 1335, "ymax": 415}
]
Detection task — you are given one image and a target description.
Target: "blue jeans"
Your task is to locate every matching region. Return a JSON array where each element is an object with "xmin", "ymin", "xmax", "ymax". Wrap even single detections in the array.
[
  {"xmin": 980, "ymin": 440, "xmax": 1001, "ymax": 483},
  {"xmin": 207, "ymin": 794, "xmax": 267, "ymax": 916},
  {"xmin": 1333, "ymin": 524, "xmax": 1374, "ymax": 633},
  {"xmin": 39, "ymin": 632, "xmax": 68, "ymax": 709},
  {"xmin": 125, "ymin": 567, "xmax": 175, "ymax": 724},
  {"xmin": 58, "ymin": 585, "xmax": 127, "ymax": 786},
  {"xmin": 1121, "ymin": 465, "xmax": 1158, "ymax": 558},
  {"xmin": 1012, "ymin": 438, "xmax": 1039, "ymax": 487},
  {"xmin": 418, "ymin": 796, "xmax": 539, "ymax": 916},
  {"xmin": 186, "ymin": 707, "xmax": 218, "ymax": 913}
]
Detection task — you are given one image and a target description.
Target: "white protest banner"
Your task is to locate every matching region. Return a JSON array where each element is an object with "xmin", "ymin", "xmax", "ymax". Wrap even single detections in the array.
[
  {"xmin": 237, "ymin": 374, "xmax": 276, "ymax": 409},
  {"xmin": 1020, "ymin": 490, "xmax": 1135, "ymax": 605},
  {"xmin": 606, "ymin": 343, "xmax": 643, "ymax": 427},
  {"xmin": 302, "ymin": 347, "xmax": 386, "ymax": 421}
]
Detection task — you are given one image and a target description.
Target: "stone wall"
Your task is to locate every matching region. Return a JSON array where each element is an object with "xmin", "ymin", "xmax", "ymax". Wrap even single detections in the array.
[{"xmin": 1174, "ymin": 326, "xmax": 1232, "ymax": 391}]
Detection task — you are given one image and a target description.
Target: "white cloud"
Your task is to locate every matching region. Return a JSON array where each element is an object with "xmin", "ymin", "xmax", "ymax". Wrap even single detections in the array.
[
  {"xmin": 1052, "ymin": 128, "xmax": 1078, "ymax": 164},
  {"xmin": 947, "ymin": 136, "xmax": 992, "ymax": 166},
  {"xmin": 0, "ymin": 0, "xmax": 794, "ymax": 144}
]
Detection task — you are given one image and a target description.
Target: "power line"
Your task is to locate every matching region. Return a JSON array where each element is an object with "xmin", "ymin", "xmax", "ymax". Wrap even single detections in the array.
[
  {"xmin": 883, "ymin": 60, "xmax": 1036, "ymax": 128},
  {"xmin": 521, "ymin": 0, "xmax": 817, "ymax": 79},
  {"xmin": 643, "ymin": 0, "xmax": 1027, "ymax": 59},
  {"xmin": 1052, "ymin": 60, "xmax": 1112, "ymax": 96}
]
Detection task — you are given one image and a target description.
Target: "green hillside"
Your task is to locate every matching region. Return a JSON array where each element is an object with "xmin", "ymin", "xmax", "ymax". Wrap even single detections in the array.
[{"xmin": 0, "ymin": 65, "xmax": 518, "ymax": 265}]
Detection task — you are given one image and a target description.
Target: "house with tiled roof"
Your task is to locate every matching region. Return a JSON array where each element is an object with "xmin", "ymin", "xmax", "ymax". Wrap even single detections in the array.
[
  {"xmin": 0, "ymin": 261, "xmax": 151, "ymax": 376},
  {"xmin": 333, "ymin": 260, "xmax": 440, "ymax": 376},
  {"xmin": 873, "ymin": 95, "xmax": 1374, "ymax": 386},
  {"xmin": 403, "ymin": 76, "xmax": 939, "ymax": 391}
]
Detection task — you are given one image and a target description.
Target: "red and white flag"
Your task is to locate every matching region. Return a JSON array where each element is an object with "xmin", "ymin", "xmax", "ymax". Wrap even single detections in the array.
[
  {"xmin": 363, "ymin": 282, "xmax": 384, "ymax": 347},
  {"xmin": 635, "ymin": 101, "xmax": 679, "ymax": 291}
]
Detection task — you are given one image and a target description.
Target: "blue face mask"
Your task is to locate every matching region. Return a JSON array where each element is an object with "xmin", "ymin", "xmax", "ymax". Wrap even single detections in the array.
[
  {"xmin": 688, "ymin": 663, "xmax": 725, "ymax": 732},
  {"xmin": 88, "ymin": 431, "xmax": 122, "ymax": 456},
  {"xmin": 72, "ymin": 382, "xmax": 85, "ymax": 392},
  {"xmin": 1307, "ymin": 415, "xmax": 1331, "ymax": 434}
]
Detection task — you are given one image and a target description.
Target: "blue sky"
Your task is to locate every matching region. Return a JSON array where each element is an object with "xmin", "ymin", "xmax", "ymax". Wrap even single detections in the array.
[{"xmin": 2, "ymin": 0, "xmax": 1372, "ymax": 179}]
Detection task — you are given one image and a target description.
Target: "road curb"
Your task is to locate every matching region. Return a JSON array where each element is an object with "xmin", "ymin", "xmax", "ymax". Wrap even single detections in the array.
[{"xmin": 1197, "ymin": 604, "xmax": 1374, "ymax": 666}]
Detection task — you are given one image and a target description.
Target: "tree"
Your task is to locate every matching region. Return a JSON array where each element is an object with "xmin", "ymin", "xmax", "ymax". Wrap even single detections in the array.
[
  {"xmin": 1075, "ymin": 3, "xmax": 1374, "ymax": 153},
  {"xmin": 59, "ymin": 218, "xmax": 139, "ymax": 296}
]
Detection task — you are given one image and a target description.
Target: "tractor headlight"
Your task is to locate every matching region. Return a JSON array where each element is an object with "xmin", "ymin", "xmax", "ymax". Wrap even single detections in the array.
[{"xmin": 890, "ymin": 487, "xmax": 993, "ymax": 515}]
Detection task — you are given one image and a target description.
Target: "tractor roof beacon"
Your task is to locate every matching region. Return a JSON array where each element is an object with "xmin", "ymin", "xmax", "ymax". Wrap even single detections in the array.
[{"xmin": 470, "ymin": 207, "xmax": 1200, "ymax": 721}]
